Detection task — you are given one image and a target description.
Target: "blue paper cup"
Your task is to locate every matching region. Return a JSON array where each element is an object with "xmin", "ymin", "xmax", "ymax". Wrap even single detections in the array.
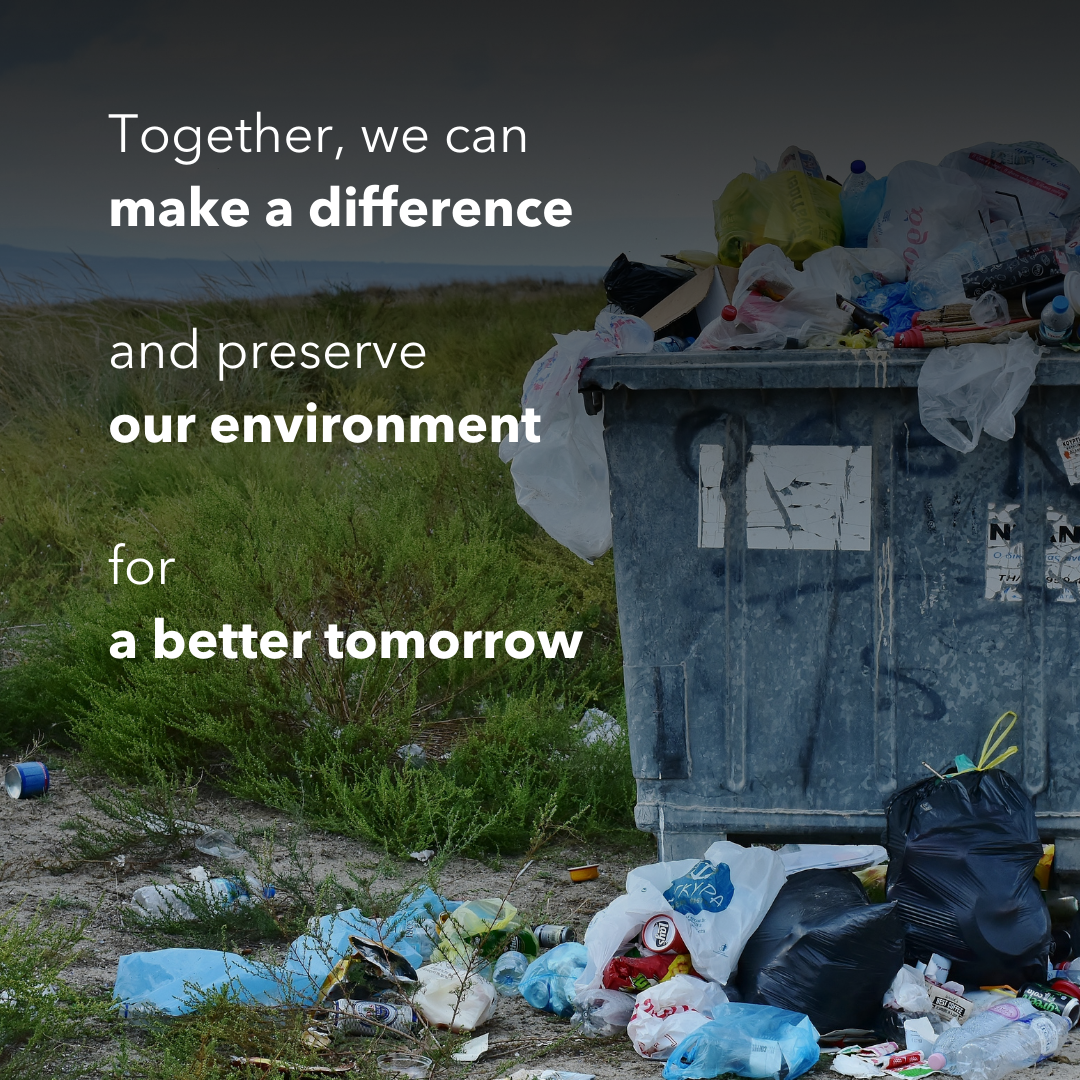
[{"xmin": 4, "ymin": 761, "xmax": 50, "ymax": 799}]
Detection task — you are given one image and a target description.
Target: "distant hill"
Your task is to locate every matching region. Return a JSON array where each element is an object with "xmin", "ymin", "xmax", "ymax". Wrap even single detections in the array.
[{"xmin": 0, "ymin": 244, "xmax": 605, "ymax": 303}]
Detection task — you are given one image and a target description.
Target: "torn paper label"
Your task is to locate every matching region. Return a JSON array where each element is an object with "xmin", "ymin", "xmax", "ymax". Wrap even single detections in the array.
[
  {"xmin": 698, "ymin": 443, "xmax": 725, "ymax": 549},
  {"xmin": 745, "ymin": 445, "xmax": 871, "ymax": 551},
  {"xmin": 986, "ymin": 503, "xmax": 1022, "ymax": 602},
  {"xmin": 1046, "ymin": 507, "xmax": 1080, "ymax": 602},
  {"xmin": 1058, "ymin": 431, "xmax": 1080, "ymax": 485}
]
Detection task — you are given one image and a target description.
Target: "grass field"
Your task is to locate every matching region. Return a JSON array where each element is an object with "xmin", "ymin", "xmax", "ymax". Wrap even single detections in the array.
[{"xmin": 0, "ymin": 280, "xmax": 635, "ymax": 855}]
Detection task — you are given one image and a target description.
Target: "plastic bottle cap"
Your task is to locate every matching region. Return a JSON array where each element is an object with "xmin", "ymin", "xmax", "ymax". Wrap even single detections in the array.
[
  {"xmin": 721, "ymin": 305, "xmax": 737, "ymax": 322},
  {"xmin": 927, "ymin": 1055, "xmax": 945, "ymax": 1070},
  {"xmin": 850, "ymin": 160, "xmax": 866, "ymax": 174},
  {"xmin": 1053, "ymin": 295, "xmax": 1071, "ymax": 314}
]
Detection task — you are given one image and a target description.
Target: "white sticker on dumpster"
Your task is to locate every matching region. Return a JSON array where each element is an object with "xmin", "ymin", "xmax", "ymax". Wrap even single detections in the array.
[
  {"xmin": 986, "ymin": 503, "xmax": 1022, "ymax": 602},
  {"xmin": 745, "ymin": 445, "xmax": 871, "ymax": 551},
  {"xmin": 698, "ymin": 443, "xmax": 726, "ymax": 548},
  {"xmin": 1057, "ymin": 430, "xmax": 1080, "ymax": 485},
  {"xmin": 1046, "ymin": 507, "xmax": 1080, "ymax": 602}
]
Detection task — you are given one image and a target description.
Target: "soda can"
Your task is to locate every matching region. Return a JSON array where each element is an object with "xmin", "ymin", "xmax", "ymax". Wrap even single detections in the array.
[
  {"xmin": 1020, "ymin": 983, "xmax": 1080, "ymax": 1027},
  {"xmin": 534, "ymin": 924, "xmax": 576, "ymax": 948},
  {"xmin": 328, "ymin": 1000, "xmax": 418, "ymax": 1037},
  {"xmin": 4, "ymin": 762, "xmax": 50, "ymax": 799},
  {"xmin": 640, "ymin": 914, "xmax": 686, "ymax": 955}
]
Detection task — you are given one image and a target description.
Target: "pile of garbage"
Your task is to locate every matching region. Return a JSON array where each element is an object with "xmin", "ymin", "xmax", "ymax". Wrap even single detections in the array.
[
  {"xmin": 112, "ymin": 726, "xmax": 1080, "ymax": 1080},
  {"xmin": 502, "ymin": 140, "xmax": 1080, "ymax": 562}
]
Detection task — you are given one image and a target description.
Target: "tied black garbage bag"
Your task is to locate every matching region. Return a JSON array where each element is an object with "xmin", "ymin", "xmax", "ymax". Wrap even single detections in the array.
[
  {"xmin": 884, "ymin": 767, "xmax": 1051, "ymax": 988},
  {"xmin": 603, "ymin": 254, "xmax": 699, "ymax": 338},
  {"xmin": 737, "ymin": 868, "xmax": 905, "ymax": 1034}
]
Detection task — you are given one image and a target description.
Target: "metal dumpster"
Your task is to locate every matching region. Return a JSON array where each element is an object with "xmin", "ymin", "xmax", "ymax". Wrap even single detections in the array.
[{"xmin": 579, "ymin": 347, "xmax": 1080, "ymax": 869}]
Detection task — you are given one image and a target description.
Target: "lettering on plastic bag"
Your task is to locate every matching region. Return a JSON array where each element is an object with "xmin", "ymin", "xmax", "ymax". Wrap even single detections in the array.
[
  {"xmin": 749, "ymin": 1038, "xmax": 784, "ymax": 1078},
  {"xmin": 663, "ymin": 861, "xmax": 734, "ymax": 916}
]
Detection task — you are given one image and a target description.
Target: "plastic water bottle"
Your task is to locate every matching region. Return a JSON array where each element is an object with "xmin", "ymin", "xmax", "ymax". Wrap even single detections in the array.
[
  {"xmin": 908, "ymin": 242, "xmax": 985, "ymax": 309},
  {"xmin": 842, "ymin": 160, "xmax": 875, "ymax": 198},
  {"xmin": 492, "ymin": 950, "xmax": 529, "ymax": 997},
  {"xmin": 928, "ymin": 1012, "xmax": 1070, "ymax": 1080},
  {"xmin": 1040, "ymin": 294, "xmax": 1074, "ymax": 345},
  {"xmin": 926, "ymin": 997, "xmax": 1036, "ymax": 1073}
]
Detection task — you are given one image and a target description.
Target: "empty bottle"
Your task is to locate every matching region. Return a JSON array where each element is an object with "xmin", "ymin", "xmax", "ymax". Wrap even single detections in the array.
[
  {"xmin": 841, "ymin": 160, "xmax": 887, "ymax": 248},
  {"xmin": 492, "ymin": 950, "xmax": 529, "ymax": 997},
  {"xmin": 926, "ymin": 997, "xmax": 1036, "ymax": 1073},
  {"xmin": 928, "ymin": 1012, "xmax": 1069, "ymax": 1080},
  {"xmin": 908, "ymin": 242, "xmax": 986, "ymax": 309},
  {"xmin": 842, "ymin": 160, "xmax": 875, "ymax": 198},
  {"xmin": 1040, "ymin": 294, "xmax": 1074, "ymax": 345}
]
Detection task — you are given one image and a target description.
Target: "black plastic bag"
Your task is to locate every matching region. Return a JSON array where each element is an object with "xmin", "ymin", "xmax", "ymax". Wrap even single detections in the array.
[
  {"xmin": 603, "ymin": 254, "xmax": 699, "ymax": 338},
  {"xmin": 737, "ymin": 869, "xmax": 905, "ymax": 1034},
  {"xmin": 884, "ymin": 768, "xmax": 1051, "ymax": 988}
]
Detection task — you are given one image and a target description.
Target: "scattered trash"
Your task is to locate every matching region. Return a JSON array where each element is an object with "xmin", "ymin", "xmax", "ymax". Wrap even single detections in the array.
[
  {"xmin": 737, "ymin": 868, "xmax": 905, "ymax": 1034},
  {"xmin": 194, "ymin": 829, "xmax": 246, "ymax": 861},
  {"xmin": 572, "ymin": 987, "xmax": 636, "ymax": 1036},
  {"xmin": 567, "ymin": 864, "xmax": 599, "ymax": 883},
  {"xmin": 450, "ymin": 1032, "xmax": 489, "ymax": 1062},
  {"xmin": 409, "ymin": 850, "xmax": 434, "ymax": 864},
  {"xmin": 492, "ymin": 950, "xmax": 529, "ymax": 997},
  {"xmin": 576, "ymin": 841, "xmax": 786, "ymax": 991},
  {"xmin": 494, "ymin": 1072, "xmax": 595, "ymax": 1080},
  {"xmin": 376, "ymin": 1053, "xmax": 434, "ymax": 1079},
  {"xmin": 661, "ymin": 1003, "xmax": 820, "ymax": 1080},
  {"xmin": 431, "ymin": 898, "xmax": 538, "ymax": 965},
  {"xmin": 575, "ymin": 708, "xmax": 620, "ymax": 747},
  {"xmin": 931, "ymin": 1012, "xmax": 1069, "ymax": 1080},
  {"xmin": 4, "ymin": 761, "xmax": 49, "ymax": 799},
  {"xmin": 412, "ymin": 961, "xmax": 496, "ymax": 1031},
  {"xmin": 129, "ymin": 869, "xmax": 270, "ymax": 922},
  {"xmin": 777, "ymin": 844, "xmax": 888, "ymax": 875},
  {"xmin": 324, "ymin": 1000, "xmax": 419, "ymax": 1037},
  {"xmin": 627, "ymin": 973, "xmax": 728, "ymax": 1060},
  {"xmin": 317, "ymin": 936, "xmax": 418, "ymax": 1003},
  {"xmin": 519, "ymin": 942, "xmax": 588, "ymax": 1017},
  {"xmin": 603, "ymin": 951, "xmax": 696, "ymax": 992},
  {"xmin": 230, "ymin": 1056, "xmax": 356, "ymax": 1076}
]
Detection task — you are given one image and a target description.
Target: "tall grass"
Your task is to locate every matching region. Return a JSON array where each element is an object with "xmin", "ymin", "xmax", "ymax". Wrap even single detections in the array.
[{"xmin": 0, "ymin": 282, "xmax": 638, "ymax": 853}]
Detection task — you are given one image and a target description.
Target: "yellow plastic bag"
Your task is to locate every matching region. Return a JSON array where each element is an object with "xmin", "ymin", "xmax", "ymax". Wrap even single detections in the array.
[
  {"xmin": 714, "ymin": 171, "xmax": 843, "ymax": 268},
  {"xmin": 430, "ymin": 898, "xmax": 537, "ymax": 965}
]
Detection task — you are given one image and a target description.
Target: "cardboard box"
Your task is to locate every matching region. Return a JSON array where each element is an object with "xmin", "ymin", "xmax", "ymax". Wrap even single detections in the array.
[{"xmin": 642, "ymin": 265, "xmax": 740, "ymax": 334}]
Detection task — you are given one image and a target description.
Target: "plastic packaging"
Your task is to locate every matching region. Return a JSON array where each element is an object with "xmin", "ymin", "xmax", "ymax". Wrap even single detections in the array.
[
  {"xmin": 884, "ymin": 767, "xmax": 1052, "ymax": 988},
  {"xmin": 575, "ymin": 842, "xmax": 786, "ymax": 994},
  {"xmin": 130, "ymin": 871, "xmax": 266, "ymax": 922},
  {"xmin": 661, "ymin": 1004, "xmax": 820, "ymax": 1080},
  {"xmin": 883, "ymin": 965, "xmax": 934, "ymax": 1016},
  {"xmin": 628, "ymin": 974, "xmax": 729, "ymax": 1060},
  {"xmin": 737, "ymin": 869, "xmax": 905, "ymax": 1035},
  {"xmin": 603, "ymin": 952, "xmax": 696, "ymax": 992},
  {"xmin": 908, "ymin": 242, "xmax": 987, "ymax": 309},
  {"xmin": 869, "ymin": 160, "xmax": 984, "ymax": 272},
  {"xmin": 1040, "ymin": 294, "xmax": 1074, "ymax": 344},
  {"xmin": 604, "ymin": 254, "xmax": 698, "ymax": 337},
  {"xmin": 412, "ymin": 961, "xmax": 496, "ymax": 1031},
  {"xmin": 714, "ymin": 169, "xmax": 843, "ymax": 268},
  {"xmin": 917, "ymin": 334, "xmax": 1042, "ymax": 453},
  {"xmin": 571, "ymin": 987, "xmax": 636, "ymax": 1036},
  {"xmin": 933, "ymin": 1012, "xmax": 1069, "ymax": 1080},
  {"xmin": 492, "ymin": 950, "xmax": 529, "ymax": 997},
  {"xmin": 499, "ymin": 310, "xmax": 654, "ymax": 562},
  {"xmin": 519, "ymin": 941, "xmax": 588, "ymax": 1017},
  {"xmin": 970, "ymin": 291, "xmax": 1011, "ymax": 328},
  {"xmin": 777, "ymin": 844, "xmax": 887, "ymax": 874},
  {"xmin": 841, "ymin": 161, "xmax": 888, "ymax": 249},
  {"xmin": 940, "ymin": 142, "xmax": 1080, "ymax": 227},
  {"xmin": 431, "ymin": 898, "xmax": 538, "ymax": 966},
  {"xmin": 928, "ymin": 997, "xmax": 1037, "ymax": 1073}
]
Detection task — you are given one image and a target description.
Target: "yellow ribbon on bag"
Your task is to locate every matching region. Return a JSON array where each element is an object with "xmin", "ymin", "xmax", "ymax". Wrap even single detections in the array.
[{"xmin": 954, "ymin": 711, "xmax": 1020, "ymax": 773}]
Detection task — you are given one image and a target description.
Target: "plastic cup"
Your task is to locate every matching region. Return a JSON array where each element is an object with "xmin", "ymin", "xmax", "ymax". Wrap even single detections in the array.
[{"xmin": 4, "ymin": 762, "xmax": 50, "ymax": 799}]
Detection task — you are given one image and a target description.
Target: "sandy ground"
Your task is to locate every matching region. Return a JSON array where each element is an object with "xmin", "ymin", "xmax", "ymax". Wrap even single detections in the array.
[{"xmin": 5, "ymin": 759, "xmax": 1080, "ymax": 1079}]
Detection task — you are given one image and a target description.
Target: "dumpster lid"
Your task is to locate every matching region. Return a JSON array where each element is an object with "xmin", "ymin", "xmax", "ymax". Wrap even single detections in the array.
[{"xmin": 579, "ymin": 347, "xmax": 1080, "ymax": 392}]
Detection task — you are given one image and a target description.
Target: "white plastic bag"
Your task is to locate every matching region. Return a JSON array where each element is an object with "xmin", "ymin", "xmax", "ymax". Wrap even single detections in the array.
[
  {"xmin": 571, "ymin": 987, "xmax": 636, "ymax": 1036},
  {"xmin": 412, "ymin": 961, "xmax": 497, "ymax": 1031},
  {"xmin": 800, "ymin": 246, "xmax": 906, "ymax": 298},
  {"xmin": 869, "ymin": 161, "xmax": 984, "ymax": 272},
  {"xmin": 940, "ymin": 141, "xmax": 1080, "ymax": 225},
  {"xmin": 882, "ymin": 964, "xmax": 933, "ymax": 1015},
  {"xmin": 500, "ymin": 310, "xmax": 654, "ymax": 562},
  {"xmin": 918, "ymin": 334, "xmax": 1042, "ymax": 453},
  {"xmin": 627, "ymin": 975, "xmax": 729, "ymax": 1060},
  {"xmin": 575, "ymin": 841, "xmax": 786, "ymax": 993}
]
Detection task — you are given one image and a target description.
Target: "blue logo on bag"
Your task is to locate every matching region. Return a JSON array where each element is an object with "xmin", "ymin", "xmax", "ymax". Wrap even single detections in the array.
[{"xmin": 663, "ymin": 860, "xmax": 734, "ymax": 915}]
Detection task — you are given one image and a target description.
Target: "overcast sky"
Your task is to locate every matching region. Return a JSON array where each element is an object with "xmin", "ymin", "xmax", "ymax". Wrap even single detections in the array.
[{"xmin": 5, "ymin": 0, "xmax": 1080, "ymax": 268}]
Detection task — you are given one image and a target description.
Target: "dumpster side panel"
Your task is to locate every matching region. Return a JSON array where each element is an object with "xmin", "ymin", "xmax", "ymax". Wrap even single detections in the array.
[{"xmin": 604, "ymin": 382, "xmax": 1080, "ymax": 857}]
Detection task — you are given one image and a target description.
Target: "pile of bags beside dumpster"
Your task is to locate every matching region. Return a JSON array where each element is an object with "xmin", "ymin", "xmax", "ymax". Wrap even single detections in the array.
[{"xmin": 113, "ymin": 730, "xmax": 1080, "ymax": 1080}]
